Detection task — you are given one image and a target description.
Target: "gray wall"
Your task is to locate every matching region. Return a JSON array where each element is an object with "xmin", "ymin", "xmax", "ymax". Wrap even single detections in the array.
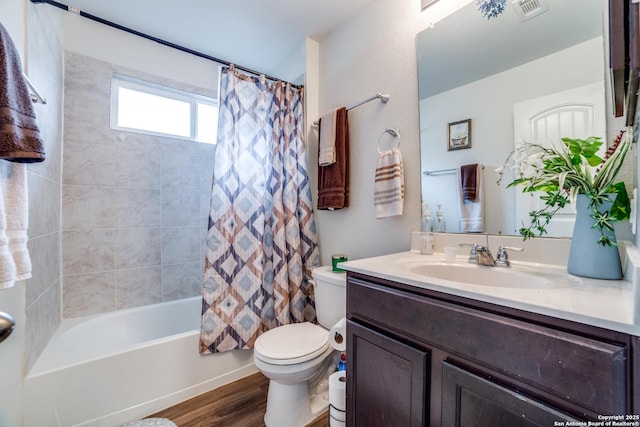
[
  {"xmin": 24, "ymin": 3, "xmax": 64, "ymax": 373},
  {"xmin": 311, "ymin": 0, "xmax": 424, "ymax": 266},
  {"xmin": 61, "ymin": 51, "xmax": 215, "ymax": 318}
]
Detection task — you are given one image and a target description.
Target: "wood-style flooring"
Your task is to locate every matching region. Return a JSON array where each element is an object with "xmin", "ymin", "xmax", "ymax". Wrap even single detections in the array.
[{"xmin": 148, "ymin": 372, "xmax": 329, "ymax": 427}]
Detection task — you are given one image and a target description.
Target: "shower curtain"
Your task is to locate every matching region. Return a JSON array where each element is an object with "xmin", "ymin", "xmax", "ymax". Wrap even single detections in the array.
[{"xmin": 199, "ymin": 66, "xmax": 320, "ymax": 354}]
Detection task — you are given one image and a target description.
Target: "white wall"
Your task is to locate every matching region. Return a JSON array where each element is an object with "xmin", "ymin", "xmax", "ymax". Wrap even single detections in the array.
[
  {"xmin": 312, "ymin": 0, "xmax": 468, "ymax": 265},
  {"xmin": 0, "ymin": 0, "xmax": 26, "ymax": 60},
  {"xmin": 62, "ymin": 12, "xmax": 219, "ymax": 92}
]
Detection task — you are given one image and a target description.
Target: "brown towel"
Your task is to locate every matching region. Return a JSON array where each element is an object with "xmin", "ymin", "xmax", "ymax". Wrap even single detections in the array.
[
  {"xmin": 0, "ymin": 22, "xmax": 45, "ymax": 163},
  {"xmin": 318, "ymin": 107, "xmax": 349, "ymax": 210},
  {"xmin": 460, "ymin": 163, "xmax": 478, "ymax": 201}
]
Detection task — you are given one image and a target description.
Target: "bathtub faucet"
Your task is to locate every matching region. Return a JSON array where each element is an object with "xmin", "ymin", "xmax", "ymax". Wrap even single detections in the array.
[{"xmin": 0, "ymin": 311, "xmax": 15, "ymax": 344}]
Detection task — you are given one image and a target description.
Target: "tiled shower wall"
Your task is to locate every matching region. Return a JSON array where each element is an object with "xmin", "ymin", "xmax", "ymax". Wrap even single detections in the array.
[
  {"xmin": 24, "ymin": 3, "xmax": 63, "ymax": 372},
  {"xmin": 62, "ymin": 51, "xmax": 216, "ymax": 318}
]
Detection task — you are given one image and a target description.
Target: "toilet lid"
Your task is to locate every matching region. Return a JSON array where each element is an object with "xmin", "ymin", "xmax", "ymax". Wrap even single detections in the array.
[{"xmin": 254, "ymin": 322, "xmax": 329, "ymax": 365}]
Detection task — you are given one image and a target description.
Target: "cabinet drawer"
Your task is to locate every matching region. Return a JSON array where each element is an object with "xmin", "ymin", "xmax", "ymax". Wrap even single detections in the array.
[{"xmin": 348, "ymin": 277, "xmax": 628, "ymax": 414}]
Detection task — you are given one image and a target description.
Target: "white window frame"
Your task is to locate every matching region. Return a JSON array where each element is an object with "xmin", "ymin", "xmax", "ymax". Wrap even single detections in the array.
[{"xmin": 110, "ymin": 73, "xmax": 218, "ymax": 143}]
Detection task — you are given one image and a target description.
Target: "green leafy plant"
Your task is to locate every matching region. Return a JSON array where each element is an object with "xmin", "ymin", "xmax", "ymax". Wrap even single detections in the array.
[{"xmin": 496, "ymin": 131, "xmax": 631, "ymax": 246}]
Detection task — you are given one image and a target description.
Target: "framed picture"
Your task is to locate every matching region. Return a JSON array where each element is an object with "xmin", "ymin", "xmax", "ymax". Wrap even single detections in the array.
[{"xmin": 447, "ymin": 119, "xmax": 472, "ymax": 151}]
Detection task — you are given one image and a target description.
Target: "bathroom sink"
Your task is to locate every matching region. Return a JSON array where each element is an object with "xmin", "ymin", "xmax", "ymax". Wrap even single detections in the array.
[{"xmin": 409, "ymin": 263, "xmax": 580, "ymax": 289}]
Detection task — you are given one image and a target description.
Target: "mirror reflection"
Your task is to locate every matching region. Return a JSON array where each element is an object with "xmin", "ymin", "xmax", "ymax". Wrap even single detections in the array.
[{"xmin": 417, "ymin": 0, "xmax": 608, "ymax": 235}]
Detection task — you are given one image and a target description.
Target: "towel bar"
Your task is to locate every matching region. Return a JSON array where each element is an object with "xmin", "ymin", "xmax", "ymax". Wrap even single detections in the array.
[
  {"xmin": 22, "ymin": 73, "xmax": 47, "ymax": 104},
  {"xmin": 423, "ymin": 165, "xmax": 485, "ymax": 176},
  {"xmin": 377, "ymin": 127, "xmax": 400, "ymax": 153},
  {"xmin": 313, "ymin": 93, "xmax": 390, "ymax": 126}
]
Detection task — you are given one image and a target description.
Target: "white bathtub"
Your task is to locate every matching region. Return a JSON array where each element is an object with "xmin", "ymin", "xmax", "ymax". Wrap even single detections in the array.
[{"xmin": 23, "ymin": 297, "xmax": 257, "ymax": 427}]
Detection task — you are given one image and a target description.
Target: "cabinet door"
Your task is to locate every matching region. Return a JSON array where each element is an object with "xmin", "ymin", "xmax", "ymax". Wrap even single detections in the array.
[
  {"xmin": 347, "ymin": 320, "xmax": 429, "ymax": 427},
  {"xmin": 442, "ymin": 362, "xmax": 580, "ymax": 427}
]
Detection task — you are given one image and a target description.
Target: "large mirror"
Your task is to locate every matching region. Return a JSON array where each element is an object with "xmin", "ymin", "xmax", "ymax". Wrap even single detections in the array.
[{"xmin": 417, "ymin": 0, "xmax": 616, "ymax": 236}]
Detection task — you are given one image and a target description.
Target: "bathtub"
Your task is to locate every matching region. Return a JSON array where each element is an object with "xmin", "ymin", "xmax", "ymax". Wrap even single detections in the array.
[{"xmin": 23, "ymin": 297, "xmax": 257, "ymax": 427}]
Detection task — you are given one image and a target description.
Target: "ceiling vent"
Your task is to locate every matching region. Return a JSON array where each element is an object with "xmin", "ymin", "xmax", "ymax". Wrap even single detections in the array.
[{"xmin": 511, "ymin": 0, "xmax": 549, "ymax": 22}]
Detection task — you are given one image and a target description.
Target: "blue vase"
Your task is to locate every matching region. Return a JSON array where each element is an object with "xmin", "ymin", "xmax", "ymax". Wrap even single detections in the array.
[{"xmin": 567, "ymin": 194, "xmax": 622, "ymax": 280}]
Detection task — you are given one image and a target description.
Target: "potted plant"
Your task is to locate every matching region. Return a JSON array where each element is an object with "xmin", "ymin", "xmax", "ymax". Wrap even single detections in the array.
[{"xmin": 497, "ymin": 130, "xmax": 631, "ymax": 279}]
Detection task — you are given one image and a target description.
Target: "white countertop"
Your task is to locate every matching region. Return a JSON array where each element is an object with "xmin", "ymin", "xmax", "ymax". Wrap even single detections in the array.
[{"xmin": 340, "ymin": 251, "xmax": 639, "ymax": 336}]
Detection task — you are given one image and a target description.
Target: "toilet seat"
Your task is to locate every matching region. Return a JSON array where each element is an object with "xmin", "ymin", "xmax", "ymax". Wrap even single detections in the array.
[{"xmin": 254, "ymin": 322, "xmax": 329, "ymax": 365}]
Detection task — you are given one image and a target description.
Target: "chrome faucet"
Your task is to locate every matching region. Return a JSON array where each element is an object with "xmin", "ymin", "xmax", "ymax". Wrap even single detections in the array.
[
  {"xmin": 0, "ymin": 312, "xmax": 15, "ymax": 344},
  {"xmin": 476, "ymin": 245, "xmax": 496, "ymax": 266},
  {"xmin": 458, "ymin": 243, "xmax": 479, "ymax": 264},
  {"xmin": 495, "ymin": 245, "xmax": 525, "ymax": 267},
  {"xmin": 459, "ymin": 243, "xmax": 523, "ymax": 267}
]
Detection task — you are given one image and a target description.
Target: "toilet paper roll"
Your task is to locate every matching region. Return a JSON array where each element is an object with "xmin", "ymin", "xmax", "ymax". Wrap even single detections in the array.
[
  {"xmin": 330, "ymin": 405, "xmax": 346, "ymax": 423},
  {"xmin": 329, "ymin": 370, "xmax": 346, "ymax": 412},
  {"xmin": 329, "ymin": 317, "xmax": 347, "ymax": 351},
  {"xmin": 330, "ymin": 409, "xmax": 346, "ymax": 427}
]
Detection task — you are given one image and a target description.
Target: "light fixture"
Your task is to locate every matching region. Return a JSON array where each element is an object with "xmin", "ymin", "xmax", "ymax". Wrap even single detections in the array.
[{"xmin": 476, "ymin": 0, "xmax": 507, "ymax": 19}]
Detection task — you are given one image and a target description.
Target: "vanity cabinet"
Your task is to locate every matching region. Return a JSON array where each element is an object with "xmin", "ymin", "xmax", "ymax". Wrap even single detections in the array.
[{"xmin": 345, "ymin": 272, "xmax": 639, "ymax": 426}]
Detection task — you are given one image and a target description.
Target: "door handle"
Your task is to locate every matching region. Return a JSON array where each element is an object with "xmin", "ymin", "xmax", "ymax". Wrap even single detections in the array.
[{"xmin": 0, "ymin": 312, "xmax": 15, "ymax": 344}]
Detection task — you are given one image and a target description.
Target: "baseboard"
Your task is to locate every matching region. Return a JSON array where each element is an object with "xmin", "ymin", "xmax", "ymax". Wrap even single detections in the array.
[{"xmin": 71, "ymin": 363, "xmax": 259, "ymax": 427}]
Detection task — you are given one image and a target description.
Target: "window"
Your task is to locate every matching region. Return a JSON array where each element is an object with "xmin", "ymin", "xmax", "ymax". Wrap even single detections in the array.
[{"xmin": 110, "ymin": 73, "xmax": 218, "ymax": 144}]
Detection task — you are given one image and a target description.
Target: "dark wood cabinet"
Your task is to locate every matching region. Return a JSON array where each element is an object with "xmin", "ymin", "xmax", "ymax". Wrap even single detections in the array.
[
  {"xmin": 346, "ymin": 272, "xmax": 639, "ymax": 426},
  {"xmin": 347, "ymin": 321, "xmax": 429, "ymax": 426},
  {"xmin": 441, "ymin": 362, "xmax": 580, "ymax": 427},
  {"xmin": 609, "ymin": 0, "xmax": 640, "ymax": 127},
  {"xmin": 610, "ymin": 0, "xmax": 628, "ymax": 118}
]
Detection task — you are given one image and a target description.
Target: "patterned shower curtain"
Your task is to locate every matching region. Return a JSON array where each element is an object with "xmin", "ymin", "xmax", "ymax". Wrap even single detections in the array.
[{"xmin": 199, "ymin": 66, "xmax": 320, "ymax": 354}]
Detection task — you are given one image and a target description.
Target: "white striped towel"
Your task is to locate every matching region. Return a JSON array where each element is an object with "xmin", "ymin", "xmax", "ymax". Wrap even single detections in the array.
[
  {"xmin": 318, "ymin": 109, "xmax": 337, "ymax": 166},
  {"xmin": 0, "ymin": 161, "xmax": 31, "ymax": 289},
  {"xmin": 374, "ymin": 147, "xmax": 404, "ymax": 219}
]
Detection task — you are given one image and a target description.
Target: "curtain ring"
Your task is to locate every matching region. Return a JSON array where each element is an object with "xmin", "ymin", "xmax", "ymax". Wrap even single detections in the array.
[{"xmin": 377, "ymin": 128, "xmax": 401, "ymax": 153}]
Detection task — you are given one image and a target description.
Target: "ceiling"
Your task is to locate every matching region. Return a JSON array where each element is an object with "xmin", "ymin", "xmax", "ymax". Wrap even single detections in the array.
[
  {"xmin": 417, "ymin": 0, "xmax": 603, "ymax": 99},
  {"xmin": 50, "ymin": 0, "xmax": 377, "ymax": 82}
]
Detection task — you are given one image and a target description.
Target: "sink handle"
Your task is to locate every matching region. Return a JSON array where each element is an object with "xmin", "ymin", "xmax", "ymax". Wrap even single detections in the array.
[
  {"xmin": 495, "ymin": 245, "xmax": 524, "ymax": 267},
  {"xmin": 458, "ymin": 243, "xmax": 479, "ymax": 264}
]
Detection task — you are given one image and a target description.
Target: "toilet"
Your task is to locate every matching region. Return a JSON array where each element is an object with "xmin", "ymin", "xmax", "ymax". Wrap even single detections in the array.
[{"xmin": 253, "ymin": 265, "xmax": 347, "ymax": 427}]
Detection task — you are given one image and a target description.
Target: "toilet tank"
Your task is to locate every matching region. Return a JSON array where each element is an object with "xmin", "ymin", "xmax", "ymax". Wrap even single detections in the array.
[{"xmin": 311, "ymin": 266, "xmax": 346, "ymax": 329}]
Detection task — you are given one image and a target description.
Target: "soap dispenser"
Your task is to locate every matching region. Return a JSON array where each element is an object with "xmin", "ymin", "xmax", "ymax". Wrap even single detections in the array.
[
  {"xmin": 436, "ymin": 204, "xmax": 446, "ymax": 232},
  {"xmin": 421, "ymin": 204, "xmax": 431, "ymax": 233},
  {"xmin": 421, "ymin": 204, "xmax": 434, "ymax": 255}
]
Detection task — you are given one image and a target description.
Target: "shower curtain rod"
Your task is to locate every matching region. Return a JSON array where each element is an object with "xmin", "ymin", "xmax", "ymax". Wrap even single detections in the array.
[{"xmin": 30, "ymin": 0, "xmax": 303, "ymax": 89}]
